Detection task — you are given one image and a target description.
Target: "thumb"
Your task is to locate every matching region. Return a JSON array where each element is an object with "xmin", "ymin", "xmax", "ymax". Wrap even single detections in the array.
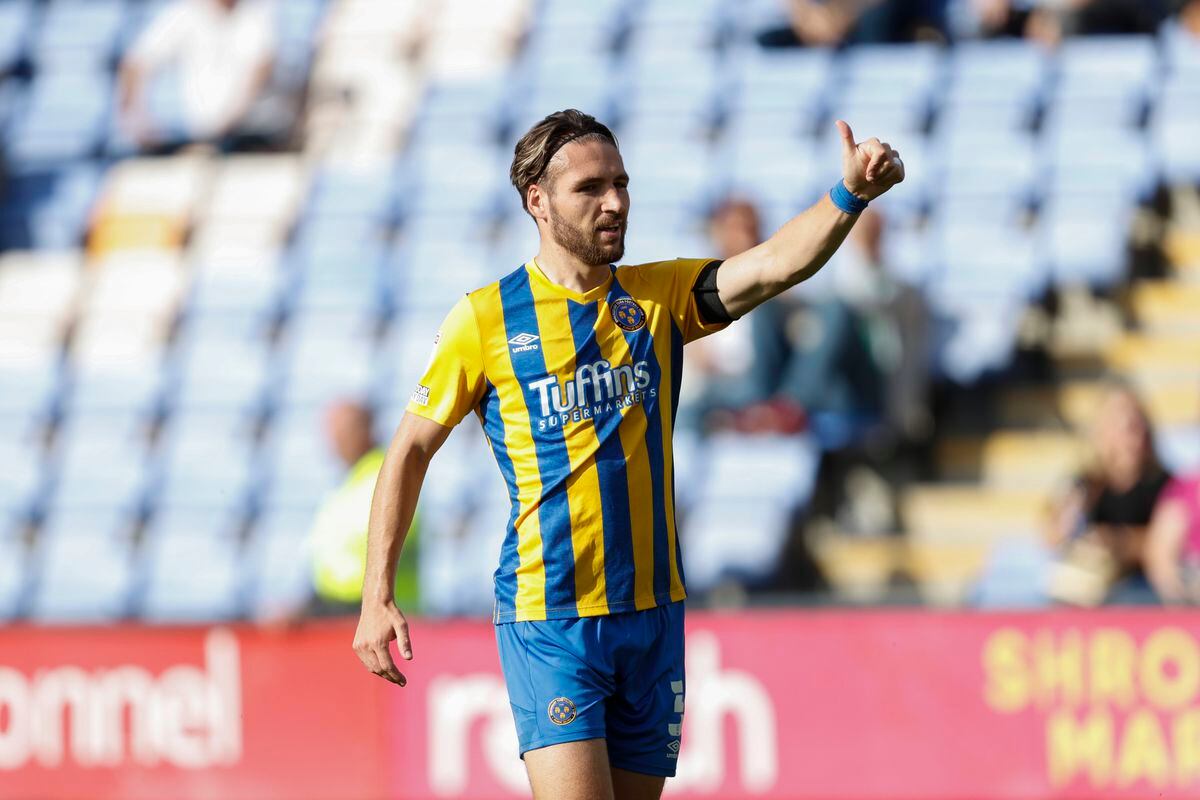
[{"xmin": 836, "ymin": 119, "xmax": 856, "ymax": 157}]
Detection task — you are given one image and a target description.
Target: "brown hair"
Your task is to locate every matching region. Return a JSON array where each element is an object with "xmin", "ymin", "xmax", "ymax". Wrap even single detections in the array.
[{"xmin": 509, "ymin": 109, "xmax": 619, "ymax": 213}]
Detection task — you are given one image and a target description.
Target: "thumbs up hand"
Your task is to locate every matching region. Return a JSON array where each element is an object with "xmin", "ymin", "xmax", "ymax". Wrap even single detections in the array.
[{"xmin": 836, "ymin": 119, "xmax": 904, "ymax": 202}]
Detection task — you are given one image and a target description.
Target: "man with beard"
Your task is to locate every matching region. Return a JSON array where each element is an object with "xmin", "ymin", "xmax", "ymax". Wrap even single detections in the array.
[{"xmin": 353, "ymin": 109, "xmax": 903, "ymax": 799}]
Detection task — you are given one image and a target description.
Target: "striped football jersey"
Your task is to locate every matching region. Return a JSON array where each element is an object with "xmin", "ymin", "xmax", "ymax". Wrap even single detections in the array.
[{"xmin": 406, "ymin": 258, "xmax": 727, "ymax": 622}]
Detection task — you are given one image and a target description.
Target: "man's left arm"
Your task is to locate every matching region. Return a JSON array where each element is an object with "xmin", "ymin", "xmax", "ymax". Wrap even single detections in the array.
[{"xmin": 715, "ymin": 120, "xmax": 904, "ymax": 319}]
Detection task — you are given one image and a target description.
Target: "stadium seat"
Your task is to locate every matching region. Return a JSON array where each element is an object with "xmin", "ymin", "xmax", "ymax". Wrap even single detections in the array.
[
  {"xmin": 304, "ymin": 161, "xmax": 399, "ymax": 223},
  {"xmin": 683, "ymin": 498, "xmax": 792, "ymax": 591},
  {"xmin": 170, "ymin": 328, "xmax": 273, "ymax": 413},
  {"xmin": 276, "ymin": 327, "xmax": 376, "ymax": 407},
  {"xmin": 29, "ymin": 509, "xmax": 136, "ymax": 622},
  {"xmin": 245, "ymin": 510, "xmax": 314, "ymax": 618},
  {"xmin": 727, "ymin": 45, "xmax": 834, "ymax": 116},
  {"xmin": 1041, "ymin": 198, "xmax": 1132, "ymax": 288},
  {"xmin": 140, "ymin": 527, "xmax": 244, "ymax": 621},
  {"xmin": 946, "ymin": 40, "xmax": 1046, "ymax": 105},
  {"xmin": 31, "ymin": 0, "xmax": 127, "ymax": 68},
  {"xmin": 0, "ymin": 164, "xmax": 102, "ymax": 250},
  {"xmin": 928, "ymin": 299, "xmax": 1024, "ymax": 384},
  {"xmin": 838, "ymin": 43, "xmax": 942, "ymax": 116},
  {"xmin": 422, "ymin": 492, "xmax": 509, "ymax": 617},
  {"xmin": 202, "ymin": 156, "xmax": 307, "ymax": 230},
  {"xmin": 5, "ymin": 69, "xmax": 111, "ymax": 165},
  {"xmin": 152, "ymin": 420, "xmax": 258, "ymax": 511},
  {"xmin": 0, "ymin": 440, "xmax": 42, "ymax": 515},
  {"xmin": 259, "ymin": 407, "xmax": 343, "ymax": 509},
  {"xmin": 0, "ymin": 0, "xmax": 32, "ymax": 72},
  {"xmin": 1151, "ymin": 79, "xmax": 1200, "ymax": 183},
  {"xmin": 49, "ymin": 432, "xmax": 148, "ymax": 512}
]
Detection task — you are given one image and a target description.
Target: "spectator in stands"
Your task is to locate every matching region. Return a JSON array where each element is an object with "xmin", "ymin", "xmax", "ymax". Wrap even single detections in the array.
[
  {"xmin": 1047, "ymin": 384, "xmax": 1171, "ymax": 605},
  {"xmin": 955, "ymin": 0, "xmax": 1167, "ymax": 42},
  {"xmin": 305, "ymin": 401, "xmax": 420, "ymax": 616},
  {"xmin": 758, "ymin": 0, "xmax": 949, "ymax": 47},
  {"xmin": 118, "ymin": 0, "xmax": 285, "ymax": 152},
  {"xmin": 832, "ymin": 209, "xmax": 932, "ymax": 453}
]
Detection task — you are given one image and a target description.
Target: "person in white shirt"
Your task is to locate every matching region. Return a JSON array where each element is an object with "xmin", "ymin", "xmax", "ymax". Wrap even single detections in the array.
[{"xmin": 119, "ymin": 0, "xmax": 278, "ymax": 149}]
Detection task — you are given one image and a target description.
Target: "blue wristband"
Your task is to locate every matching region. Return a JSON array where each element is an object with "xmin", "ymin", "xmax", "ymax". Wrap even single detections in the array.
[{"xmin": 829, "ymin": 180, "xmax": 868, "ymax": 215}]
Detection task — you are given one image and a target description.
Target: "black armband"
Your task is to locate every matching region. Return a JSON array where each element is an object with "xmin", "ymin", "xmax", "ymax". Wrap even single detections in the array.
[{"xmin": 692, "ymin": 260, "xmax": 734, "ymax": 325}]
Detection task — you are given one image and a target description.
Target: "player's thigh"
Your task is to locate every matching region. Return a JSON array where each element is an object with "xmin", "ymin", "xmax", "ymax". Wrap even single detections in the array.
[
  {"xmin": 610, "ymin": 766, "xmax": 666, "ymax": 800},
  {"xmin": 524, "ymin": 738, "xmax": 613, "ymax": 800}
]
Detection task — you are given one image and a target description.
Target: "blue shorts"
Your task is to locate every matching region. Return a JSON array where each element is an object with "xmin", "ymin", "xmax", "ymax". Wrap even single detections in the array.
[{"xmin": 495, "ymin": 601, "xmax": 685, "ymax": 777}]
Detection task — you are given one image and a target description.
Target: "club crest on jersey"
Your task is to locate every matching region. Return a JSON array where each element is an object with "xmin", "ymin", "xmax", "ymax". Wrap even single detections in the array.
[
  {"xmin": 610, "ymin": 297, "xmax": 646, "ymax": 331},
  {"xmin": 548, "ymin": 697, "xmax": 577, "ymax": 726}
]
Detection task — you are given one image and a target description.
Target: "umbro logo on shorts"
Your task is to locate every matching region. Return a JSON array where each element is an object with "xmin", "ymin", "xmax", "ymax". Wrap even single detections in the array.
[{"xmin": 508, "ymin": 332, "xmax": 540, "ymax": 353}]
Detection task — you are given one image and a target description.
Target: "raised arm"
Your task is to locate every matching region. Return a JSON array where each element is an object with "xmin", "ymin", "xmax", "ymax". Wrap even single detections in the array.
[
  {"xmin": 352, "ymin": 411, "xmax": 453, "ymax": 686},
  {"xmin": 715, "ymin": 120, "xmax": 904, "ymax": 318}
]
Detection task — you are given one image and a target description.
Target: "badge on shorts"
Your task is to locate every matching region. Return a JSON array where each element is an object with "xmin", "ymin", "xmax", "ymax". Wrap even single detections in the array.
[
  {"xmin": 610, "ymin": 297, "xmax": 646, "ymax": 332},
  {"xmin": 548, "ymin": 697, "xmax": 577, "ymax": 726}
]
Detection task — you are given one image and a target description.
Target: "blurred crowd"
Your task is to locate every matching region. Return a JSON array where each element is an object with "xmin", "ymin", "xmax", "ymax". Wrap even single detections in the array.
[{"xmin": 759, "ymin": 0, "xmax": 1200, "ymax": 47}]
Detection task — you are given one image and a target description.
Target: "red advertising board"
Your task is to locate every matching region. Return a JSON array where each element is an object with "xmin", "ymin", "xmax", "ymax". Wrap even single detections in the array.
[{"xmin": 4, "ymin": 611, "xmax": 1200, "ymax": 799}]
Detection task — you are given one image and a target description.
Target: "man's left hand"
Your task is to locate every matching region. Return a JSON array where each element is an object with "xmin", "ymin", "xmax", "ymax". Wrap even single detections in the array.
[{"xmin": 837, "ymin": 120, "xmax": 905, "ymax": 201}]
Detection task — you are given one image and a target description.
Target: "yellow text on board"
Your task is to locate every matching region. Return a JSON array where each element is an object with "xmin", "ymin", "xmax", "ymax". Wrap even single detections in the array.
[{"xmin": 983, "ymin": 626, "xmax": 1200, "ymax": 791}]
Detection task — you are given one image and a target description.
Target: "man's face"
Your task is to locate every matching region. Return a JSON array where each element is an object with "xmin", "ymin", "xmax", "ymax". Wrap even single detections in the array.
[{"xmin": 535, "ymin": 138, "xmax": 630, "ymax": 267}]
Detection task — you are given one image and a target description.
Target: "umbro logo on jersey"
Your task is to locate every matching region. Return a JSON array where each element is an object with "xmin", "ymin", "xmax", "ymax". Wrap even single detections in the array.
[{"xmin": 508, "ymin": 333, "xmax": 540, "ymax": 353}]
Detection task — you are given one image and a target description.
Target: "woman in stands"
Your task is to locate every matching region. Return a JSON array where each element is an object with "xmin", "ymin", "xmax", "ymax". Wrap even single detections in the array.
[{"xmin": 1047, "ymin": 383, "xmax": 1171, "ymax": 605}]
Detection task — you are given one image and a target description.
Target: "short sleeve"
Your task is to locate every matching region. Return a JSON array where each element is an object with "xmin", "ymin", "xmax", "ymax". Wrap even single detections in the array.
[
  {"xmin": 406, "ymin": 296, "xmax": 486, "ymax": 428},
  {"xmin": 635, "ymin": 258, "xmax": 729, "ymax": 344}
]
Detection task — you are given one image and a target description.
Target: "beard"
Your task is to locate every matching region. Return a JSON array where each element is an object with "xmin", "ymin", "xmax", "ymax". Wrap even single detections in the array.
[{"xmin": 548, "ymin": 207, "xmax": 626, "ymax": 267}]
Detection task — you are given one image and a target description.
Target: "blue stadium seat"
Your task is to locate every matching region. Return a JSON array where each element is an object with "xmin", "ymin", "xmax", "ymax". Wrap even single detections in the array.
[
  {"xmin": 928, "ymin": 298, "xmax": 1024, "ymax": 384},
  {"xmin": 1042, "ymin": 198, "xmax": 1132, "ymax": 288},
  {"xmin": 140, "ymin": 527, "xmax": 244, "ymax": 622},
  {"xmin": 6, "ymin": 69, "xmax": 112, "ymax": 165},
  {"xmin": 32, "ymin": 0, "xmax": 127, "ymax": 68},
  {"xmin": 0, "ymin": 441, "xmax": 42, "ymax": 519},
  {"xmin": 0, "ymin": 0, "xmax": 33, "ymax": 73},
  {"xmin": 0, "ymin": 163, "xmax": 102, "ymax": 250},
  {"xmin": 932, "ymin": 222, "xmax": 1045, "ymax": 302},
  {"xmin": 30, "ymin": 509, "xmax": 135, "ymax": 622},
  {"xmin": 276, "ymin": 328, "xmax": 376, "ymax": 407},
  {"xmin": 538, "ymin": 0, "xmax": 628, "ymax": 31},
  {"xmin": 259, "ymin": 407, "xmax": 343, "ymax": 509},
  {"xmin": 0, "ymin": 361, "xmax": 59, "ymax": 418},
  {"xmin": 50, "ymin": 433, "xmax": 148, "ymax": 512},
  {"xmin": 304, "ymin": 162, "xmax": 399, "ymax": 223},
  {"xmin": 1052, "ymin": 37, "xmax": 1157, "ymax": 129},
  {"xmin": 0, "ymin": 530, "xmax": 27, "ymax": 620},
  {"xmin": 391, "ymin": 240, "xmax": 494, "ymax": 311},
  {"xmin": 170, "ymin": 331, "xmax": 273, "ymax": 413},
  {"xmin": 152, "ymin": 423, "xmax": 258, "ymax": 511},
  {"xmin": 937, "ymin": 129, "xmax": 1037, "ymax": 206},
  {"xmin": 683, "ymin": 498, "xmax": 792, "ymax": 591},
  {"xmin": 188, "ymin": 260, "xmax": 285, "ymax": 318},
  {"xmin": 1152, "ymin": 78, "xmax": 1200, "ymax": 183},
  {"xmin": 422, "ymin": 493, "xmax": 508, "ymax": 617},
  {"xmin": 1043, "ymin": 124, "xmax": 1155, "ymax": 201},
  {"xmin": 723, "ymin": 135, "xmax": 821, "ymax": 210},
  {"xmin": 246, "ymin": 506, "xmax": 314, "ymax": 616},
  {"xmin": 726, "ymin": 45, "xmax": 834, "ymax": 117},
  {"xmin": 839, "ymin": 43, "xmax": 943, "ymax": 114},
  {"xmin": 946, "ymin": 40, "xmax": 1047, "ymax": 106}
]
